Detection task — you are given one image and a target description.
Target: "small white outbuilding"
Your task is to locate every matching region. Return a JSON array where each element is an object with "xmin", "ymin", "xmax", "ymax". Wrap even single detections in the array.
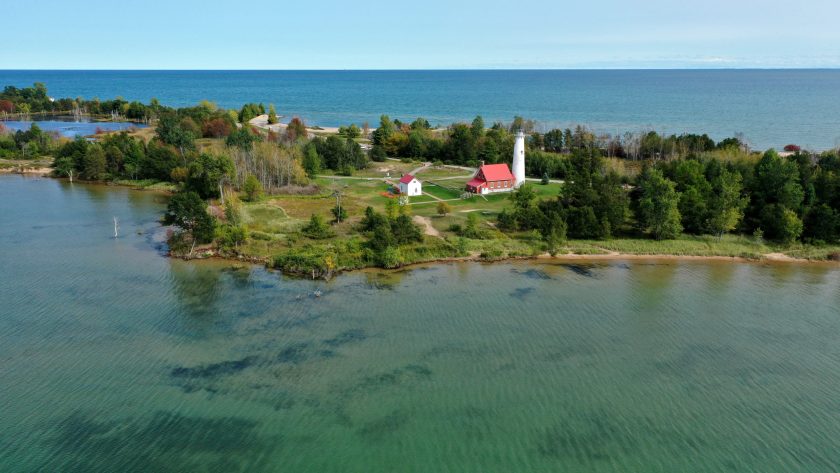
[{"xmin": 398, "ymin": 174, "xmax": 422, "ymax": 196}]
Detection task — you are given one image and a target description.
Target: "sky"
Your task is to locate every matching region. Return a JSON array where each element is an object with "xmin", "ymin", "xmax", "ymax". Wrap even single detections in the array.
[{"xmin": 3, "ymin": 0, "xmax": 840, "ymax": 69}]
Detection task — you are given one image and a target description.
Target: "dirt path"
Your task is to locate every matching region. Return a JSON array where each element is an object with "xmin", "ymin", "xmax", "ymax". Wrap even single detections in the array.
[{"xmin": 413, "ymin": 215, "xmax": 441, "ymax": 237}]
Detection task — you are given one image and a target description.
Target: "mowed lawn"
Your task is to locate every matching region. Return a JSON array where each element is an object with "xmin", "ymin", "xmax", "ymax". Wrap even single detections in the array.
[{"xmin": 422, "ymin": 183, "xmax": 462, "ymax": 200}]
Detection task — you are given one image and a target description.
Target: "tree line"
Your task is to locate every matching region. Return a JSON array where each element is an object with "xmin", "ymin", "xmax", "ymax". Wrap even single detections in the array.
[{"xmin": 497, "ymin": 146, "xmax": 840, "ymax": 250}]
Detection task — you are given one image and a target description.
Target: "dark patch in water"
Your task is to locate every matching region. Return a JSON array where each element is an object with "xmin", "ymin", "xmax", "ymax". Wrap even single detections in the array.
[
  {"xmin": 357, "ymin": 410, "xmax": 409, "ymax": 440},
  {"xmin": 45, "ymin": 411, "xmax": 266, "ymax": 471},
  {"xmin": 277, "ymin": 342, "xmax": 312, "ymax": 364},
  {"xmin": 653, "ymin": 343, "xmax": 797, "ymax": 381},
  {"xmin": 543, "ymin": 344, "xmax": 596, "ymax": 362},
  {"xmin": 536, "ymin": 411, "xmax": 634, "ymax": 463},
  {"xmin": 352, "ymin": 364, "xmax": 433, "ymax": 393},
  {"xmin": 561, "ymin": 264, "xmax": 597, "ymax": 278},
  {"xmin": 323, "ymin": 329, "xmax": 367, "ymax": 347},
  {"xmin": 510, "ymin": 287, "xmax": 536, "ymax": 300},
  {"xmin": 512, "ymin": 268, "xmax": 552, "ymax": 280},
  {"xmin": 170, "ymin": 356, "xmax": 257, "ymax": 379}
]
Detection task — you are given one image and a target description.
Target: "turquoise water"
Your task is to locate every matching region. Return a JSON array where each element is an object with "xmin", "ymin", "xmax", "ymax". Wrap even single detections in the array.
[
  {"xmin": 2, "ymin": 174, "xmax": 840, "ymax": 472},
  {"xmin": 3, "ymin": 70, "xmax": 840, "ymax": 149}
]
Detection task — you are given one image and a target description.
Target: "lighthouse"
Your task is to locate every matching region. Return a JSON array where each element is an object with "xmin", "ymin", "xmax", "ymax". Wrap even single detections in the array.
[{"xmin": 512, "ymin": 130, "xmax": 526, "ymax": 188}]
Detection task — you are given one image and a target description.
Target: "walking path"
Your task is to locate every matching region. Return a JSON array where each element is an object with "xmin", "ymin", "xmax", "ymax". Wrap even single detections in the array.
[{"xmin": 413, "ymin": 215, "xmax": 441, "ymax": 237}]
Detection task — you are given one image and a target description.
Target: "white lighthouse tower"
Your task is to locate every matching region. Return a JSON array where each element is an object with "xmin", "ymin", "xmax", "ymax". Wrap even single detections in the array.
[{"xmin": 512, "ymin": 130, "xmax": 526, "ymax": 188}]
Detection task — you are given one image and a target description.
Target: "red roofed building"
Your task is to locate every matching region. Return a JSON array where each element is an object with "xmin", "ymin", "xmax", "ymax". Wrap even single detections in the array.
[
  {"xmin": 397, "ymin": 174, "xmax": 422, "ymax": 196},
  {"xmin": 465, "ymin": 163, "xmax": 515, "ymax": 195}
]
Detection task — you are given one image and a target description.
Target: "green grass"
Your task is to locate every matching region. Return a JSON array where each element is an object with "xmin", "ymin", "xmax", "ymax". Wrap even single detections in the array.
[
  {"xmin": 414, "ymin": 166, "xmax": 472, "ymax": 179},
  {"xmin": 422, "ymin": 183, "xmax": 462, "ymax": 200},
  {"xmin": 565, "ymin": 234, "xmax": 769, "ymax": 258},
  {"xmin": 241, "ymin": 203, "xmax": 298, "ymax": 234},
  {"xmin": 112, "ymin": 179, "xmax": 178, "ymax": 192}
]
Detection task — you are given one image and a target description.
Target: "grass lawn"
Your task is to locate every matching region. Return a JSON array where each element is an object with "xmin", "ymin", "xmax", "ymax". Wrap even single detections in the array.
[
  {"xmin": 423, "ymin": 183, "xmax": 462, "ymax": 200},
  {"xmin": 414, "ymin": 166, "xmax": 473, "ymax": 179}
]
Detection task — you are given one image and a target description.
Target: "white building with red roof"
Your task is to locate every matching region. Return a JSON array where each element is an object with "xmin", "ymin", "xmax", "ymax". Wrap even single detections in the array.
[
  {"xmin": 398, "ymin": 174, "xmax": 422, "ymax": 196},
  {"xmin": 465, "ymin": 163, "xmax": 515, "ymax": 195}
]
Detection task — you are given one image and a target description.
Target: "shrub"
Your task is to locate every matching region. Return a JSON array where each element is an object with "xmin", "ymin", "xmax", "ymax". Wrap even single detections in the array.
[
  {"xmin": 243, "ymin": 174, "xmax": 263, "ymax": 201},
  {"xmin": 216, "ymin": 224, "xmax": 248, "ymax": 251},
  {"xmin": 437, "ymin": 201, "xmax": 451, "ymax": 217},
  {"xmin": 302, "ymin": 214, "xmax": 334, "ymax": 239}
]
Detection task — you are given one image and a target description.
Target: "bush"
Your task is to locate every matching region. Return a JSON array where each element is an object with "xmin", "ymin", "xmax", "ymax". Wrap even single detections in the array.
[
  {"xmin": 437, "ymin": 201, "xmax": 451, "ymax": 217},
  {"xmin": 243, "ymin": 174, "xmax": 263, "ymax": 201},
  {"xmin": 216, "ymin": 224, "xmax": 247, "ymax": 251},
  {"xmin": 379, "ymin": 246, "xmax": 403, "ymax": 268},
  {"xmin": 302, "ymin": 214, "xmax": 335, "ymax": 239}
]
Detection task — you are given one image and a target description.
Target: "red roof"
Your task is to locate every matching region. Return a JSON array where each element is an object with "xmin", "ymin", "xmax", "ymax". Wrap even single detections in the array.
[
  {"xmin": 399, "ymin": 174, "xmax": 416, "ymax": 184},
  {"xmin": 466, "ymin": 178, "xmax": 486, "ymax": 189},
  {"xmin": 479, "ymin": 164, "xmax": 514, "ymax": 181}
]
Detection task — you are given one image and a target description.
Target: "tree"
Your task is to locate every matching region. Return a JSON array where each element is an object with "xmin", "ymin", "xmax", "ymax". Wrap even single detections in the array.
[
  {"xmin": 267, "ymin": 104, "xmax": 278, "ymax": 125},
  {"xmin": 392, "ymin": 214, "xmax": 423, "ymax": 244},
  {"xmin": 238, "ymin": 103, "xmax": 264, "ymax": 123},
  {"xmin": 164, "ymin": 191, "xmax": 216, "ymax": 247},
  {"xmin": 216, "ymin": 224, "xmax": 248, "ymax": 251},
  {"xmin": 156, "ymin": 114, "xmax": 195, "ymax": 157},
  {"xmin": 637, "ymin": 168, "xmax": 683, "ymax": 239},
  {"xmin": 541, "ymin": 172, "xmax": 550, "ymax": 185},
  {"xmin": 749, "ymin": 149, "xmax": 805, "ymax": 240},
  {"xmin": 339, "ymin": 124, "xmax": 361, "ymax": 139},
  {"xmin": 540, "ymin": 209, "xmax": 567, "ymax": 255},
  {"xmin": 707, "ymin": 170, "xmax": 747, "ymax": 239},
  {"xmin": 302, "ymin": 214, "xmax": 334, "ymax": 239},
  {"xmin": 761, "ymin": 205, "xmax": 803, "ymax": 244},
  {"xmin": 285, "ymin": 117, "xmax": 307, "ymax": 142},
  {"xmin": 226, "ymin": 127, "xmax": 257, "ymax": 151},
  {"xmin": 185, "ymin": 153, "xmax": 234, "ymax": 199},
  {"xmin": 437, "ymin": 201, "xmax": 451, "ymax": 217},
  {"xmin": 331, "ymin": 203, "xmax": 348, "ymax": 224},
  {"xmin": 543, "ymin": 129, "xmax": 564, "ymax": 152},
  {"xmin": 81, "ymin": 144, "xmax": 107, "ymax": 180},
  {"xmin": 369, "ymin": 144, "xmax": 387, "ymax": 162},
  {"xmin": 243, "ymin": 174, "xmax": 263, "ymax": 202},
  {"xmin": 302, "ymin": 143, "xmax": 322, "ymax": 178},
  {"xmin": 371, "ymin": 115, "xmax": 395, "ymax": 146},
  {"xmin": 202, "ymin": 118, "xmax": 232, "ymax": 138},
  {"xmin": 470, "ymin": 116, "xmax": 484, "ymax": 139}
]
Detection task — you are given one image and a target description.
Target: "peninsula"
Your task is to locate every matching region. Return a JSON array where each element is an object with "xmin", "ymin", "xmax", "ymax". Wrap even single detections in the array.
[{"xmin": 3, "ymin": 83, "xmax": 840, "ymax": 278}]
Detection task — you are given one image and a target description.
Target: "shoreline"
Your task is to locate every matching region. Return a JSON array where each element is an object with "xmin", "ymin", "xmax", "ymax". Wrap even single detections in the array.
[{"xmin": 179, "ymin": 246, "xmax": 840, "ymax": 282}]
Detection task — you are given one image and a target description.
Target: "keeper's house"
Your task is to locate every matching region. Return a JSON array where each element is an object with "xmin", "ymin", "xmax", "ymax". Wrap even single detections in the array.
[
  {"xmin": 398, "ymin": 174, "xmax": 422, "ymax": 196},
  {"xmin": 465, "ymin": 163, "xmax": 515, "ymax": 195}
]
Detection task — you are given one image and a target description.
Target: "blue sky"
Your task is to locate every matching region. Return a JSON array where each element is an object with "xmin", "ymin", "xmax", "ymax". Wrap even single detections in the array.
[{"xmin": 4, "ymin": 0, "xmax": 839, "ymax": 69}]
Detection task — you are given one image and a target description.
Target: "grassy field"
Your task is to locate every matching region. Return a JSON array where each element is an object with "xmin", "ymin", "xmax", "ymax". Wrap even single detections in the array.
[
  {"xmin": 414, "ymin": 166, "xmax": 473, "ymax": 180},
  {"xmin": 421, "ymin": 183, "xmax": 462, "ymax": 200}
]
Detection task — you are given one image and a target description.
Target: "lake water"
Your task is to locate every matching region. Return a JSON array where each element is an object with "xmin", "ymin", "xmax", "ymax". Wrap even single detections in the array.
[
  {"xmin": 1, "ymin": 174, "xmax": 840, "ymax": 472},
  {"xmin": 1, "ymin": 118, "xmax": 145, "ymax": 138},
  {"xmin": 3, "ymin": 70, "xmax": 840, "ymax": 150}
]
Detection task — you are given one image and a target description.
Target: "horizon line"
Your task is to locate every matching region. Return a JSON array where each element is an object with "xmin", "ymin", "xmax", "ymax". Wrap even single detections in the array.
[{"xmin": 3, "ymin": 67, "xmax": 840, "ymax": 72}]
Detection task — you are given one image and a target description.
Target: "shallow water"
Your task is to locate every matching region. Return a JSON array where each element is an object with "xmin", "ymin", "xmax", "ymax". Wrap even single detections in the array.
[
  {"xmin": 1, "ymin": 174, "xmax": 840, "ymax": 472},
  {"xmin": 1, "ymin": 118, "xmax": 146, "ymax": 138}
]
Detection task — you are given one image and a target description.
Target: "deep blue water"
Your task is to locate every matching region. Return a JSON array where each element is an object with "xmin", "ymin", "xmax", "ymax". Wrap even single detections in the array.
[{"xmin": 2, "ymin": 70, "xmax": 840, "ymax": 149}]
